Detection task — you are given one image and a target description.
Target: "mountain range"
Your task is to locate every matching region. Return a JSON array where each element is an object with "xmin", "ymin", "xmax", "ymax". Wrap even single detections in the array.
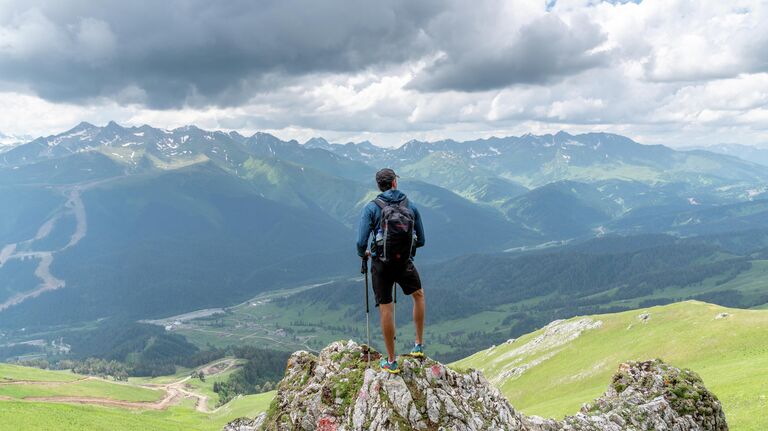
[
  {"xmin": 1, "ymin": 122, "xmax": 767, "ymax": 331},
  {"xmin": 686, "ymin": 143, "xmax": 768, "ymax": 167},
  {"xmin": 0, "ymin": 131, "xmax": 32, "ymax": 152}
]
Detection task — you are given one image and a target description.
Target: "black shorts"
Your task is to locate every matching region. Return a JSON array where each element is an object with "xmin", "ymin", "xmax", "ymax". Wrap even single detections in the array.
[{"xmin": 371, "ymin": 258, "xmax": 422, "ymax": 306}]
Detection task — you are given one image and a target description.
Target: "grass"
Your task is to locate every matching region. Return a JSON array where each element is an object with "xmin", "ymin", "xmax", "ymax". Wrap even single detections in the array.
[
  {"xmin": 0, "ymin": 363, "xmax": 80, "ymax": 382},
  {"xmin": 128, "ymin": 368, "xmax": 193, "ymax": 386},
  {"xmin": 453, "ymin": 301, "xmax": 768, "ymax": 431},
  {"xmin": 0, "ymin": 392, "xmax": 274, "ymax": 431},
  {"xmin": 0, "ymin": 360, "xmax": 275, "ymax": 431},
  {"xmin": 0, "ymin": 378, "xmax": 164, "ymax": 402}
]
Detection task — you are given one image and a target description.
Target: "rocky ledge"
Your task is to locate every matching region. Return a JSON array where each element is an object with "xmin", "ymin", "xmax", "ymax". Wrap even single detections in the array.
[{"xmin": 225, "ymin": 340, "xmax": 727, "ymax": 431}]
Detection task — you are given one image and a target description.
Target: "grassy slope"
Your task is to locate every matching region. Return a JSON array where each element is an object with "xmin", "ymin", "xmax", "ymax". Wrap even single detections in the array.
[
  {"xmin": 0, "ymin": 363, "xmax": 81, "ymax": 382},
  {"xmin": 0, "ymin": 378, "xmax": 164, "ymax": 402},
  {"xmin": 0, "ymin": 363, "xmax": 163, "ymax": 402},
  {"xmin": 0, "ymin": 392, "xmax": 274, "ymax": 431},
  {"xmin": 0, "ymin": 363, "xmax": 274, "ymax": 430},
  {"xmin": 453, "ymin": 301, "xmax": 768, "ymax": 430}
]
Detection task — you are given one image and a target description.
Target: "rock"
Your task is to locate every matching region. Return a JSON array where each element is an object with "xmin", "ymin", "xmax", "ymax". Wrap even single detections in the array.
[
  {"xmin": 638, "ymin": 313, "xmax": 651, "ymax": 323},
  {"xmin": 225, "ymin": 341, "xmax": 728, "ymax": 431},
  {"xmin": 224, "ymin": 414, "xmax": 266, "ymax": 431},
  {"xmin": 715, "ymin": 313, "xmax": 730, "ymax": 320},
  {"xmin": 490, "ymin": 318, "xmax": 603, "ymax": 385}
]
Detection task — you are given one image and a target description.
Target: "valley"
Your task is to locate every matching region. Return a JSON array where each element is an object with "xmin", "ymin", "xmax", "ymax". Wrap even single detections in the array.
[
  {"xmin": 150, "ymin": 234, "xmax": 768, "ymax": 364},
  {"xmin": 1, "ymin": 123, "xmax": 768, "ymax": 332},
  {"xmin": 1, "ymin": 123, "xmax": 767, "ymax": 430}
]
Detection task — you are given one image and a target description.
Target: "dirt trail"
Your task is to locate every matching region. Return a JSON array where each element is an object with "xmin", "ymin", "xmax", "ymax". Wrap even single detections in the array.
[
  {"xmin": 0, "ymin": 377, "xmax": 89, "ymax": 386},
  {"xmin": 200, "ymin": 358, "xmax": 238, "ymax": 376},
  {"xmin": 0, "ymin": 186, "xmax": 86, "ymax": 311},
  {"xmin": 0, "ymin": 243, "xmax": 16, "ymax": 267},
  {"xmin": 33, "ymin": 214, "xmax": 61, "ymax": 241},
  {"xmin": 26, "ymin": 388, "xmax": 181, "ymax": 411},
  {"xmin": 4, "ymin": 360, "xmax": 240, "ymax": 413},
  {"xmin": 0, "ymin": 252, "xmax": 65, "ymax": 311},
  {"xmin": 63, "ymin": 187, "xmax": 86, "ymax": 250}
]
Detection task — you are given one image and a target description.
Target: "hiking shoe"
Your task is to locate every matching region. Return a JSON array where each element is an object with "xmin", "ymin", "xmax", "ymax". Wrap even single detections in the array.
[
  {"xmin": 409, "ymin": 343, "xmax": 425, "ymax": 358},
  {"xmin": 379, "ymin": 358, "xmax": 400, "ymax": 374}
]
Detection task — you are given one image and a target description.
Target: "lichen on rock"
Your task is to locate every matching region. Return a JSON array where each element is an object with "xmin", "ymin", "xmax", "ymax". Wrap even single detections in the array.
[{"xmin": 224, "ymin": 341, "xmax": 728, "ymax": 431}]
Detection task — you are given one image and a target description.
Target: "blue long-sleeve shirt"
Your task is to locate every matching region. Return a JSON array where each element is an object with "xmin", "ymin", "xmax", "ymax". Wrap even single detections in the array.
[{"xmin": 356, "ymin": 189, "xmax": 425, "ymax": 257}]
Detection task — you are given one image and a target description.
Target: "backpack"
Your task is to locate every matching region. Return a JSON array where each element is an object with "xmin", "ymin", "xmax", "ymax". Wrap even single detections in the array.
[{"xmin": 373, "ymin": 198, "xmax": 415, "ymax": 264}]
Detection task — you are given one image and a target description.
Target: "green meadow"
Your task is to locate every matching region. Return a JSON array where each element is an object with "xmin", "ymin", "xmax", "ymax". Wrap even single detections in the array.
[
  {"xmin": 0, "ymin": 392, "xmax": 274, "ymax": 431},
  {"xmin": 453, "ymin": 301, "xmax": 768, "ymax": 431},
  {"xmin": 0, "ymin": 361, "xmax": 273, "ymax": 431}
]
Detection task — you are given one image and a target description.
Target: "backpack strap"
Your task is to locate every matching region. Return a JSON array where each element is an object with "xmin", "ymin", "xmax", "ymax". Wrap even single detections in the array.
[
  {"xmin": 373, "ymin": 198, "xmax": 387, "ymax": 209},
  {"xmin": 399, "ymin": 197, "xmax": 409, "ymax": 208}
]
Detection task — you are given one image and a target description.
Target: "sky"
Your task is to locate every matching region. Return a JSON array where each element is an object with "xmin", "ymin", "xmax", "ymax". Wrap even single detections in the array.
[{"xmin": 0, "ymin": 0, "xmax": 766, "ymax": 148}]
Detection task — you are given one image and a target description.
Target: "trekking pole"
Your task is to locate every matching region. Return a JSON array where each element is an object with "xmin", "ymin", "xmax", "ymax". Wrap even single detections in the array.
[
  {"xmin": 361, "ymin": 256, "xmax": 371, "ymax": 367},
  {"xmin": 393, "ymin": 283, "xmax": 397, "ymax": 346}
]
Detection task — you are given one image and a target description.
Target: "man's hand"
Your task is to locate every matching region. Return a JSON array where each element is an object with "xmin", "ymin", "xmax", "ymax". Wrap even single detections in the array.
[{"xmin": 360, "ymin": 252, "xmax": 370, "ymax": 274}]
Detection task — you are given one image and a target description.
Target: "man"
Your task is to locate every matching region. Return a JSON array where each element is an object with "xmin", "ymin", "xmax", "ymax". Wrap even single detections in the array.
[{"xmin": 357, "ymin": 168, "xmax": 426, "ymax": 374}]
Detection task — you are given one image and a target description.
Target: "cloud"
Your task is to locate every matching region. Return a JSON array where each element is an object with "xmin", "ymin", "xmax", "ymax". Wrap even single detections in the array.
[
  {"xmin": 410, "ymin": 11, "xmax": 611, "ymax": 92},
  {"xmin": 0, "ymin": 0, "xmax": 767, "ymax": 149},
  {"xmin": 0, "ymin": 0, "xmax": 616, "ymax": 107},
  {"xmin": 0, "ymin": 0, "xmax": 440, "ymax": 108}
]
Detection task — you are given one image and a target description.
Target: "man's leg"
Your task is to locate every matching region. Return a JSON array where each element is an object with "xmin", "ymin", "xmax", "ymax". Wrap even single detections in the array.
[
  {"xmin": 412, "ymin": 289, "xmax": 425, "ymax": 345},
  {"xmin": 379, "ymin": 302, "xmax": 396, "ymax": 362}
]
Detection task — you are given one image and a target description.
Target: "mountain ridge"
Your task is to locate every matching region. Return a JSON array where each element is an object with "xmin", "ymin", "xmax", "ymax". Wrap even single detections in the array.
[{"xmin": 225, "ymin": 340, "xmax": 727, "ymax": 431}]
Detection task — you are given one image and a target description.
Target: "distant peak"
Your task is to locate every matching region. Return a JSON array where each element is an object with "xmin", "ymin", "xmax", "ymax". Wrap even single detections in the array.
[
  {"xmin": 400, "ymin": 138, "xmax": 426, "ymax": 150},
  {"xmin": 356, "ymin": 140, "xmax": 379, "ymax": 149},
  {"xmin": 304, "ymin": 137, "xmax": 332, "ymax": 148},
  {"xmin": 172, "ymin": 124, "xmax": 200, "ymax": 132},
  {"xmin": 248, "ymin": 132, "xmax": 285, "ymax": 146},
  {"xmin": 74, "ymin": 121, "xmax": 97, "ymax": 130}
]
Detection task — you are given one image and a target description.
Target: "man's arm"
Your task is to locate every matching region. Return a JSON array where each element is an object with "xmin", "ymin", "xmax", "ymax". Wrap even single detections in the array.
[
  {"xmin": 356, "ymin": 203, "xmax": 374, "ymax": 257},
  {"xmin": 413, "ymin": 205, "xmax": 425, "ymax": 249}
]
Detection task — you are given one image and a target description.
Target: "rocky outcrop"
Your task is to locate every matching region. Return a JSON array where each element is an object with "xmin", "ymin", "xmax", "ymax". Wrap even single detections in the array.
[{"xmin": 225, "ymin": 341, "xmax": 728, "ymax": 431}]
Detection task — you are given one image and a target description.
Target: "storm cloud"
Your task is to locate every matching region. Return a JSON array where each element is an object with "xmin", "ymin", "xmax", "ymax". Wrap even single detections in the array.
[
  {"xmin": 0, "ymin": 0, "xmax": 440, "ymax": 108},
  {"xmin": 410, "ymin": 11, "xmax": 610, "ymax": 92},
  {"xmin": 0, "ymin": 0, "xmax": 614, "ymax": 108}
]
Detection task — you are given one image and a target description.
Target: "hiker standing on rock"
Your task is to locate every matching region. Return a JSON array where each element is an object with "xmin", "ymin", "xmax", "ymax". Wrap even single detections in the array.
[{"xmin": 357, "ymin": 168, "xmax": 426, "ymax": 374}]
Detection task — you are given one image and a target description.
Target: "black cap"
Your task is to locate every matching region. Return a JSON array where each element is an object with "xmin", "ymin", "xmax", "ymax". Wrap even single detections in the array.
[{"xmin": 375, "ymin": 168, "xmax": 399, "ymax": 186}]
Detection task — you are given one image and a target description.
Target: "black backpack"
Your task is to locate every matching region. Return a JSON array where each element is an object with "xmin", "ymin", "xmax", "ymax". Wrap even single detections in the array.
[{"xmin": 373, "ymin": 198, "xmax": 415, "ymax": 264}]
